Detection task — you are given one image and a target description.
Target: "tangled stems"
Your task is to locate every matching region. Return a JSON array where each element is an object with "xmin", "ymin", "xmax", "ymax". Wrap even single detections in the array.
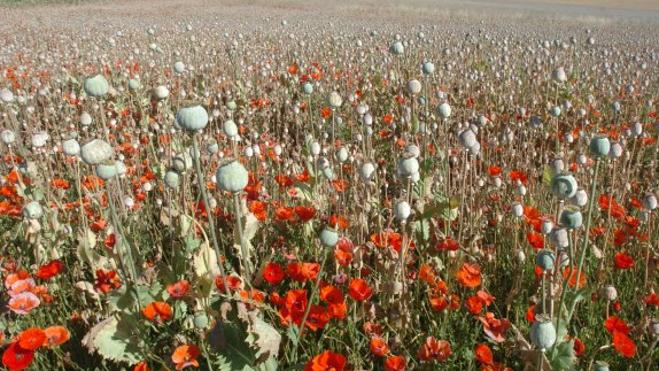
[
  {"xmin": 105, "ymin": 181, "xmax": 138, "ymax": 282},
  {"xmin": 191, "ymin": 133, "xmax": 228, "ymax": 293}
]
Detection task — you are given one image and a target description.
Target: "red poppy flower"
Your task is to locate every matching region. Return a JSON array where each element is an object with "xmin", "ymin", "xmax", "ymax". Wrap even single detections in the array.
[
  {"xmin": 295, "ymin": 206, "xmax": 316, "ymax": 222},
  {"xmin": 604, "ymin": 316, "xmax": 629, "ymax": 335},
  {"xmin": 613, "ymin": 252, "xmax": 634, "ymax": 269},
  {"xmin": 304, "ymin": 351, "xmax": 347, "ymax": 371},
  {"xmin": 17, "ymin": 328, "xmax": 46, "ymax": 351},
  {"xmin": 171, "ymin": 344, "xmax": 200, "ymax": 370},
  {"xmin": 142, "ymin": 301, "xmax": 173, "ymax": 322},
  {"xmin": 166, "ymin": 280, "xmax": 190, "ymax": 299},
  {"xmin": 526, "ymin": 231, "xmax": 544, "ymax": 250},
  {"xmin": 2, "ymin": 342, "xmax": 34, "ymax": 370},
  {"xmin": 456, "ymin": 263, "xmax": 482, "ymax": 289},
  {"xmin": 479, "ymin": 312, "xmax": 511, "ymax": 343},
  {"xmin": 287, "ymin": 262, "xmax": 320, "ymax": 282},
  {"xmin": 612, "ymin": 331, "xmax": 636, "ymax": 358},
  {"xmin": 436, "ymin": 238, "xmax": 459, "ymax": 251},
  {"xmin": 262, "ymin": 262, "xmax": 285, "ymax": 285},
  {"xmin": 35, "ymin": 260, "xmax": 64, "ymax": 280},
  {"xmin": 573, "ymin": 337, "xmax": 586, "ymax": 357}
]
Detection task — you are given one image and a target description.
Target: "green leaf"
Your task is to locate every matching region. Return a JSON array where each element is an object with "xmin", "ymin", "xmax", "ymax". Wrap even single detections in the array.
[{"xmin": 549, "ymin": 340, "xmax": 576, "ymax": 371}]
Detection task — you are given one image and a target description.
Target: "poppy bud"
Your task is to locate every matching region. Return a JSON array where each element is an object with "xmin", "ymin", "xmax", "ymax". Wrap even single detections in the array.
[
  {"xmin": 216, "ymin": 160, "xmax": 248, "ymax": 193},
  {"xmin": 81, "ymin": 139, "xmax": 114, "ymax": 165},
  {"xmin": 530, "ymin": 315, "xmax": 557, "ymax": 350},
  {"xmin": 193, "ymin": 312, "xmax": 210, "ymax": 329},
  {"xmin": 319, "ymin": 227, "xmax": 339, "ymax": 248},
  {"xmin": 83, "ymin": 74, "xmax": 109, "ymax": 97},
  {"xmin": 176, "ymin": 105, "xmax": 209, "ymax": 131}
]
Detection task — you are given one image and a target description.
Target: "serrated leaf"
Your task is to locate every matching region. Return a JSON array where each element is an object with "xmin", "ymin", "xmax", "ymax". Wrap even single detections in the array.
[
  {"xmin": 246, "ymin": 314, "xmax": 281, "ymax": 359},
  {"xmin": 82, "ymin": 315, "xmax": 142, "ymax": 365},
  {"xmin": 192, "ymin": 241, "xmax": 219, "ymax": 280},
  {"xmin": 242, "ymin": 213, "xmax": 260, "ymax": 242}
]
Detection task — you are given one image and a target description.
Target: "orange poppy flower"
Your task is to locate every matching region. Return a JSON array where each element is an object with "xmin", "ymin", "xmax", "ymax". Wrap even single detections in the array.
[
  {"xmin": 275, "ymin": 206, "xmax": 295, "ymax": 221},
  {"xmin": 456, "ymin": 263, "xmax": 482, "ymax": 289},
  {"xmin": 478, "ymin": 312, "xmax": 510, "ymax": 343},
  {"xmin": 475, "ymin": 343, "xmax": 494, "ymax": 365},
  {"xmin": 171, "ymin": 344, "xmax": 200, "ymax": 370},
  {"xmin": 328, "ymin": 214, "xmax": 349, "ymax": 230},
  {"xmin": 612, "ymin": 331, "xmax": 636, "ymax": 358},
  {"xmin": 134, "ymin": 361, "xmax": 150, "ymax": 371},
  {"xmin": 17, "ymin": 328, "xmax": 46, "ymax": 351},
  {"xmin": 370, "ymin": 336, "xmax": 389, "ymax": 357},
  {"xmin": 384, "ymin": 355, "xmax": 406, "ymax": 371},
  {"xmin": 562, "ymin": 266, "xmax": 586, "ymax": 288},
  {"xmin": 35, "ymin": 260, "xmax": 64, "ymax": 280},
  {"xmin": 262, "ymin": 262, "xmax": 285, "ymax": 285},
  {"xmin": 348, "ymin": 278, "xmax": 373, "ymax": 302},
  {"xmin": 43, "ymin": 326, "xmax": 70, "ymax": 347},
  {"xmin": 143, "ymin": 301, "xmax": 173, "ymax": 322},
  {"xmin": 417, "ymin": 336, "xmax": 452, "ymax": 362}
]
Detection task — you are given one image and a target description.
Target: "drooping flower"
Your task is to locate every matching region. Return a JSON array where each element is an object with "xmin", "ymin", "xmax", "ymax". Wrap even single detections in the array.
[{"xmin": 171, "ymin": 344, "xmax": 201, "ymax": 370}]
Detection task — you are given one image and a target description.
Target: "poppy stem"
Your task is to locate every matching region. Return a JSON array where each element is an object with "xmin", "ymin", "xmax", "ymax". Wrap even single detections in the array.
[
  {"xmin": 292, "ymin": 249, "xmax": 330, "ymax": 362},
  {"xmin": 191, "ymin": 134, "xmax": 228, "ymax": 291},
  {"xmin": 233, "ymin": 191, "xmax": 252, "ymax": 282}
]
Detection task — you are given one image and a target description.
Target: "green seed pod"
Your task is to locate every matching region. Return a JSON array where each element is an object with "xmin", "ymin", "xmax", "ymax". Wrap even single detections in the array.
[
  {"xmin": 589, "ymin": 135, "xmax": 610, "ymax": 157},
  {"xmin": 81, "ymin": 139, "xmax": 114, "ymax": 165},
  {"xmin": 559, "ymin": 206, "xmax": 583, "ymax": 229},
  {"xmin": 319, "ymin": 227, "xmax": 339, "ymax": 248},
  {"xmin": 437, "ymin": 102, "xmax": 452, "ymax": 119},
  {"xmin": 535, "ymin": 250, "xmax": 555, "ymax": 271},
  {"xmin": 530, "ymin": 316, "xmax": 557, "ymax": 350},
  {"xmin": 193, "ymin": 312, "xmax": 210, "ymax": 329},
  {"xmin": 23, "ymin": 201, "xmax": 43, "ymax": 220},
  {"xmin": 226, "ymin": 100, "xmax": 237, "ymax": 111},
  {"xmin": 303, "ymin": 82, "xmax": 314, "ymax": 95},
  {"xmin": 83, "ymin": 74, "xmax": 109, "ymax": 97},
  {"xmin": 550, "ymin": 173, "xmax": 578, "ymax": 199},
  {"xmin": 176, "ymin": 105, "xmax": 209, "ymax": 131},
  {"xmin": 95, "ymin": 161, "xmax": 118, "ymax": 180},
  {"xmin": 216, "ymin": 160, "xmax": 248, "ymax": 193},
  {"xmin": 62, "ymin": 139, "xmax": 80, "ymax": 156},
  {"xmin": 223, "ymin": 120, "xmax": 238, "ymax": 137}
]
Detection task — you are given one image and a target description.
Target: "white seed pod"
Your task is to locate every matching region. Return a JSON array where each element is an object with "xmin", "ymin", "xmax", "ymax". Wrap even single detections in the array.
[
  {"xmin": 493, "ymin": 177, "xmax": 502, "ymax": 188},
  {"xmin": 542, "ymin": 219, "xmax": 554, "ymax": 235},
  {"xmin": 0, "ymin": 88, "xmax": 14, "ymax": 103},
  {"xmin": 643, "ymin": 193, "xmax": 657, "ymax": 210},
  {"xmin": 310, "ymin": 141, "xmax": 321, "ymax": 156},
  {"xmin": 143, "ymin": 181, "xmax": 153, "ymax": 192},
  {"xmin": 336, "ymin": 147, "xmax": 349, "ymax": 163},
  {"xmin": 422, "ymin": 61, "xmax": 435, "ymax": 75},
  {"xmin": 164, "ymin": 170, "xmax": 180, "ymax": 189},
  {"xmin": 362, "ymin": 113, "xmax": 373, "ymax": 126},
  {"xmin": 328, "ymin": 91, "xmax": 343, "ymax": 108},
  {"xmin": 174, "ymin": 61, "xmax": 186, "ymax": 74},
  {"xmin": 609, "ymin": 142, "xmax": 623, "ymax": 158},
  {"xmin": 437, "ymin": 102, "xmax": 452, "ymax": 119},
  {"xmin": 153, "ymin": 85, "xmax": 170, "ymax": 100},
  {"xmin": 530, "ymin": 316, "xmax": 557, "ymax": 351},
  {"xmin": 410, "ymin": 171, "xmax": 421, "ymax": 183},
  {"xmin": 405, "ymin": 144, "xmax": 420, "ymax": 158},
  {"xmin": 223, "ymin": 120, "xmax": 238, "ymax": 137},
  {"xmin": 394, "ymin": 200, "xmax": 411, "ymax": 221},
  {"xmin": 360, "ymin": 162, "xmax": 376, "ymax": 182},
  {"xmin": 551, "ymin": 67, "xmax": 567, "ymax": 83},
  {"xmin": 62, "ymin": 139, "xmax": 80, "ymax": 156},
  {"xmin": 115, "ymin": 161, "xmax": 127, "ymax": 177},
  {"xmin": 83, "ymin": 74, "xmax": 109, "ymax": 97},
  {"xmin": 551, "ymin": 228, "xmax": 569, "ymax": 248},
  {"xmin": 216, "ymin": 160, "xmax": 248, "ymax": 192},
  {"xmin": 569, "ymin": 189, "xmax": 588, "ymax": 207},
  {"xmin": 31, "ymin": 132, "xmax": 49, "ymax": 148},
  {"xmin": 517, "ymin": 185, "xmax": 527, "ymax": 196},
  {"xmin": 458, "ymin": 129, "xmax": 477, "ymax": 148},
  {"xmin": 319, "ymin": 227, "xmax": 339, "ymax": 248},
  {"xmin": 206, "ymin": 140, "xmax": 219, "ymax": 154},
  {"xmin": 273, "ymin": 144, "xmax": 282, "ymax": 156},
  {"xmin": 128, "ymin": 79, "xmax": 140, "ymax": 91},
  {"xmin": 1, "ymin": 129, "xmax": 15, "ymax": 144},
  {"xmin": 599, "ymin": 285, "xmax": 617, "ymax": 301},
  {"xmin": 512, "ymin": 203, "xmax": 524, "ymax": 218},
  {"xmin": 80, "ymin": 112, "xmax": 93, "ymax": 127},
  {"xmin": 123, "ymin": 196, "xmax": 135, "ymax": 209},
  {"xmin": 397, "ymin": 156, "xmax": 419, "ymax": 177},
  {"xmin": 550, "ymin": 106, "xmax": 561, "ymax": 117},
  {"xmin": 23, "ymin": 201, "xmax": 43, "ymax": 219},
  {"xmin": 81, "ymin": 139, "xmax": 114, "ymax": 165},
  {"xmin": 303, "ymin": 82, "xmax": 313, "ymax": 95},
  {"xmin": 176, "ymin": 105, "xmax": 208, "ymax": 131},
  {"xmin": 244, "ymin": 146, "xmax": 254, "ymax": 158},
  {"xmin": 407, "ymin": 79, "xmax": 422, "ymax": 95}
]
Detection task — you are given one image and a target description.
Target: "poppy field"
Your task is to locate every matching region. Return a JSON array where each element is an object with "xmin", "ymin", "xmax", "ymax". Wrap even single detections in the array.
[{"xmin": 0, "ymin": 0, "xmax": 657, "ymax": 370}]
